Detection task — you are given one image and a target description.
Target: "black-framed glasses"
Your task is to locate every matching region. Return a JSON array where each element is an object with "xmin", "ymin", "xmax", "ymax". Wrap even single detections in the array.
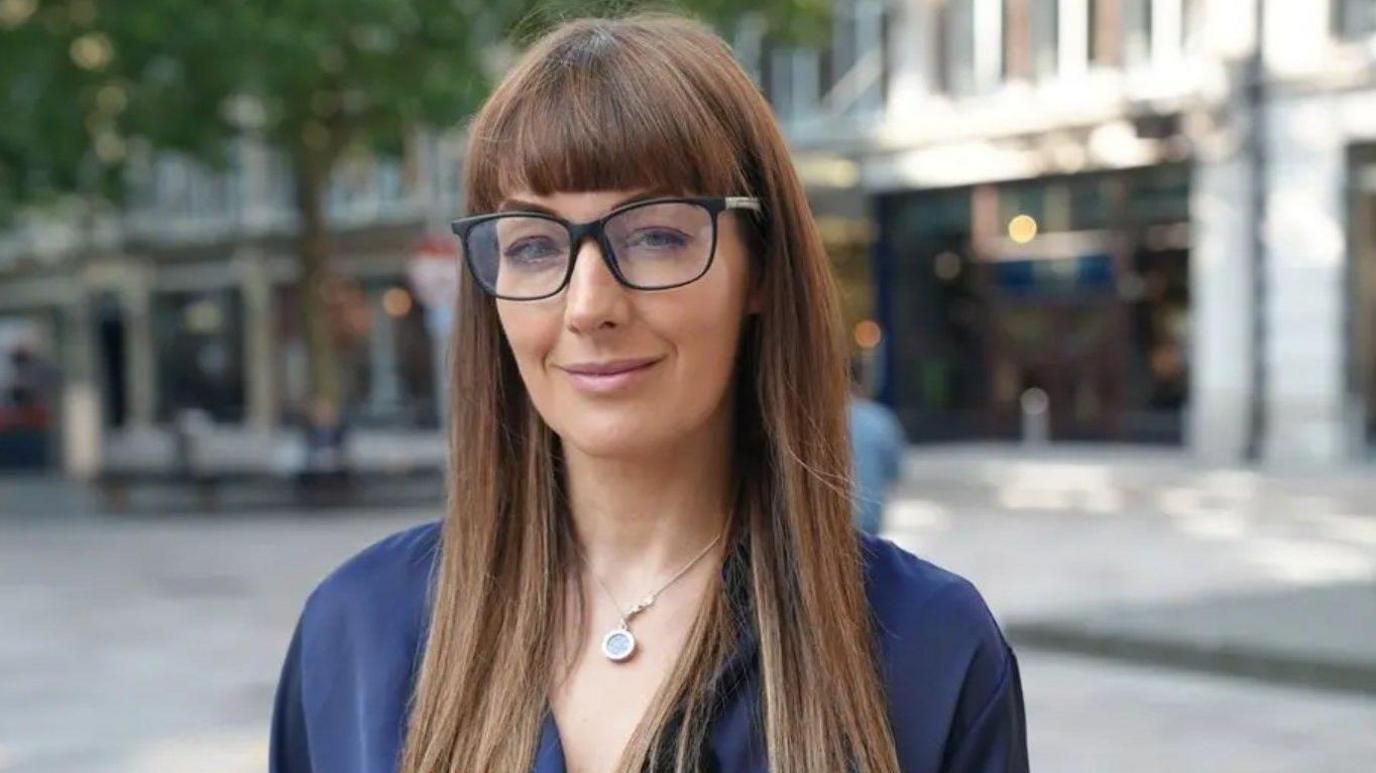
[{"xmin": 450, "ymin": 195, "xmax": 763, "ymax": 301}]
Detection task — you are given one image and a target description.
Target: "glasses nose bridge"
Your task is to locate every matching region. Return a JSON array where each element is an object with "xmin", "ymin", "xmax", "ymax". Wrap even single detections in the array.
[
  {"xmin": 565, "ymin": 217, "xmax": 620, "ymax": 285},
  {"xmin": 563, "ymin": 216, "xmax": 624, "ymax": 294}
]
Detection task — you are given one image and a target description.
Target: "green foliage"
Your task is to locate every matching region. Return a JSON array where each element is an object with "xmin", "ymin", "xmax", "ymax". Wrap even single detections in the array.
[
  {"xmin": 2, "ymin": 0, "xmax": 831, "ymax": 406},
  {"xmin": 1, "ymin": 0, "xmax": 831, "ymax": 219},
  {"xmin": 1, "ymin": 1, "xmax": 254, "ymax": 215}
]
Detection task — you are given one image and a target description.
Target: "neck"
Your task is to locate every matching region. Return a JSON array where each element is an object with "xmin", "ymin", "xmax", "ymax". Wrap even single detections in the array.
[{"xmin": 562, "ymin": 409, "xmax": 733, "ymax": 591}]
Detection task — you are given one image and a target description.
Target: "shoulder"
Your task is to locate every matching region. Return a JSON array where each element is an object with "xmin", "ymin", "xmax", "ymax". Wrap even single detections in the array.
[
  {"xmin": 859, "ymin": 532, "xmax": 1000, "ymax": 636},
  {"xmin": 298, "ymin": 519, "xmax": 442, "ymax": 639},
  {"xmin": 858, "ymin": 533, "xmax": 1015, "ymax": 737},
  {"xmin": 274, "ymin": 521, "xmax": 443, "ymax": 771}
]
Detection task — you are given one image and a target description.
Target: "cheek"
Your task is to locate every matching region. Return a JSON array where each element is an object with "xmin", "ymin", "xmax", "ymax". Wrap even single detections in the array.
[
  {"xmin": 655, "ymin": 260, "xmax": 750, "ymax": 379},
  {"xmin": 668, "ymin": 292, "xmax": 741, "ymax": 358},
  {"xmin": 496, "ymin": 303, "xmax": 558, "ymax": 377}
]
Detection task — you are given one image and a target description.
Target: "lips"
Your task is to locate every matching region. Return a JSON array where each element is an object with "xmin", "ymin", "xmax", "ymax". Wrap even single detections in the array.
[
  {"xmin": 558, "ymin": 357, "xmax": 661, "ymax": 394},
  {"xmin": 561, "ymin": 357, "xmax": 661, "ymax": 376}
]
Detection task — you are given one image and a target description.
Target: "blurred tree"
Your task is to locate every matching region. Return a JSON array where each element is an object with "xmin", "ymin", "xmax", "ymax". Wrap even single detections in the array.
[
  {"xmin": 1, "ymin": 0, "xmax": 245, "ymax": 215},
  {"xmin": 1, "ymin": 0, "xmax": 828, "ymax": 410}
]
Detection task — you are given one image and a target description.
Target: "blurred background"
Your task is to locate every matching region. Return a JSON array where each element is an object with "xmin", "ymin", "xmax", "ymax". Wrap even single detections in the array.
[{"xmin": 2, "ymin": 0, "xmax": 1375, "ymax": 771}]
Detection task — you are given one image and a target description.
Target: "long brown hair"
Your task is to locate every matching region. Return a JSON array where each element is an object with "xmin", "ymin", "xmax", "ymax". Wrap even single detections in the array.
[{"xmin": 400, "ymin": 13, "xmax": 899, "ymax": 773}]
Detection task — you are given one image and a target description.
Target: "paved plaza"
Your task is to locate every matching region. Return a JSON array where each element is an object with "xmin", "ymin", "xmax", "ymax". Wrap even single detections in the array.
[{"xmin": 2, "ymin": 447, "xmax": 1374, "ymax": 772}]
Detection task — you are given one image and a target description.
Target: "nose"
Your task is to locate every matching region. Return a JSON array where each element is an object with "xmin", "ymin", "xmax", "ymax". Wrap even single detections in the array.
[{"xmin": 563, "ymin": 236, "xmax": 629, "ymax": 333}]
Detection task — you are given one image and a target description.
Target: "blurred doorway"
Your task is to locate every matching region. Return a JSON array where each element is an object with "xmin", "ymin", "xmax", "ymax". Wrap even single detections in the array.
[
  {"xmin": 95, "ymin": 293, "xmax": 128, "ymax": 429},
  {"xmin": 981, "ymin": 249, "xmax": 1128, "ymax": 440},
  {"xmin": 152, "ymin": 289, "xmax": 246, "ymax": 423}
]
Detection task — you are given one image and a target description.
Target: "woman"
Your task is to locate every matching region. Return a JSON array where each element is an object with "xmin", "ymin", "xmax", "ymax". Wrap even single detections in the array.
[{"xmin": 271, "ymin": 14, "xmax": 1027, "ymax": 773}]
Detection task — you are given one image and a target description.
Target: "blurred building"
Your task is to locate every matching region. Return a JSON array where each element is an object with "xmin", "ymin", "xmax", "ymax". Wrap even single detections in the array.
[
  {"xmin": 2, "ymin": 0, "xmax": 1374, "ymax": 476},
  {"xmin": 0, "ymin": 138, "xmax": 461, "ymax": 476},
  {"xmin": 745, "ymin": 0, "xmax": 1376, "ymax": 465}
]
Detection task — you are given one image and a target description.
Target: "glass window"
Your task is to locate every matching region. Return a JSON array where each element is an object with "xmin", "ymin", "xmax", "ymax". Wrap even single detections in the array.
[
  {"xmin": 1090, "ymin": 0, "xmax": 1152, "ymax": 68},
  {"xmin": 154, "ymin": 289, "xmax": 245, "ymax": 423},
  {"xmin": 1121, "ymin": 0, "xmax": 1152, "ymax": 66},
  {"xmin": 822, "ymin": 0, "xmax": 888, "ymax": 116},
  {"xmin": 859, "ymin": 0, "xmax": 889, "ymax": 113},
  {"xmin": 1067, "ymin": 175, "xmax": 1112, "ymax": 231},
  {"xmin": 730, "ymin": 15, "xmax": 766, "ymax": 84},
  {"xmin": 1125, "ymin": 164, "xmax": 1191, "ymax": 225},
  {"xmin": 1002, "ymin": 0, "xmax": 1028, "ymax": 81},
  {"xmin": 768, "ymin": 46, "xmax": 820, "ymax": 124},
  {"xmin": 829, "ymin": 2, "xmax": 858, "ymax": 96},
  {"xmin": 940, "ymin": 0, "xmax": 979, "ymax": 95},
  {"xmin": 349, "ymin": 281, "xmax": 437, "ymax": 428},
  {"xmin": 756, "ymin": 1, "xmax": 887, "ymax": 120},
  {"xmin": 766, "ymin": 46, "xmax": 796, "ymax": 119},
  {"xmin": 1031, "ymin": 0, "xmax": 1060, "ymax": 79},
  {"xmin": 274, "ymin": 280, "xmax": 438, "ymax": 429},
  {"xmin": 1088, "ymin": 0, "xmax": 1102, "ymax": 63},
  {"xmin": 1182, "ymin": 0, "xmax": 1202, "ymax": 52},
  {"xmin": 1004, "ymin": 0, "xmax": 1060, "ymax": 81},
  {"xmin": 377, "ymin": 158, "xmax": 403, "ymax": 204},
  {"xmin": 1336, "ymin": 0, "xmax": 1376, "ymax": 39},
  {"xmin": 997, "ymin": 182, "xmax": 1048, "ymax": 231}
]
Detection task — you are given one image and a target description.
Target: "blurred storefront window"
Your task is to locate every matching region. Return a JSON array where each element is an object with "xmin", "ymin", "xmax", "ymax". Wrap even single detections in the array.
[
  {"xmin": 875, "ymin": 165, "xmax": 1190, "ymax": 443},
  {"xmin": 275, "ymin": 279, "xmax": 437, "ymax": 430},
  {"xmin": 153, "ymin": 289, "xmax": 246, "ymax": 423},
  {"xmin": 348, "ymin": 281, "xmax": 437, "ymax": 428}
]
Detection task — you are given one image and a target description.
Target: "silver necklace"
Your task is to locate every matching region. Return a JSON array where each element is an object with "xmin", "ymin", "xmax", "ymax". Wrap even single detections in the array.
[{"xmin": 581, "ymin": 528, "xmax": 725, "ymax": 663}]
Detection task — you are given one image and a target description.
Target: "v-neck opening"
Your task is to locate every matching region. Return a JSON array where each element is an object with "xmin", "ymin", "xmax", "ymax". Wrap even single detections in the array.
[
  {"xmin": 534, "ymin": 628, "xmax": 759, "ymax": 772},
  {"xmin": 535, "ymin": 534, "xmax": 758, "ymax": 772}
]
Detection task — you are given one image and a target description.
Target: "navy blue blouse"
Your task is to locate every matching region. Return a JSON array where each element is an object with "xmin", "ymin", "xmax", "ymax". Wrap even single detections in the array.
[{"xmin": 270, "ymin": 520, "xmax": 1028, "ymax": 772}]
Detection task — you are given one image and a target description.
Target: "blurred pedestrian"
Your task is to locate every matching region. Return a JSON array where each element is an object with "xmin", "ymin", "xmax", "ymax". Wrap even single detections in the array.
[
  {"xmin": 294, "ymin": 397, "xmax": 353, "ymax": 503},
  {"xmin": 5, "ymin": 345, "xmax": 57, "ymax": 423},
  {"xmin": 849, "ymin": 358, "xmax": 906, "ymax": 535},
  {"xmin": 301, "ymin": 397, "xmax": 350, "ymax": 475},
  {"xmin": 271, "ymin": 15, "xmax": 1026, "ymax": 773},
  {"xmin": 1, "ymin": 345, "xmax": 59, "ymax": 468}
]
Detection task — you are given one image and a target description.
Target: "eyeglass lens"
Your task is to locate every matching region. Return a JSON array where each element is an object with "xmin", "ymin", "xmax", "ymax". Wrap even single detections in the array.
[{"xmin": 464, "ymin": 201, "xmax": 715, "ymax": 299}]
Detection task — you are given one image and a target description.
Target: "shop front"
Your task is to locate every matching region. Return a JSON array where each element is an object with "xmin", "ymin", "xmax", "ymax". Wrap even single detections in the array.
[{"xmin": 873, "ymin": 164, "xmax": 1191, "ymax": 444}]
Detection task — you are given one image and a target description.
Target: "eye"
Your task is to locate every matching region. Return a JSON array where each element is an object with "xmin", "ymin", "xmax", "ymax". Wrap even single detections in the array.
[
  {"xmin": 503, "ymin": 237, "xmax": 563, "ymax": 264},
  {"xmin": 625, "ymin": 228, "xmax": 690, "ymax": 250}
]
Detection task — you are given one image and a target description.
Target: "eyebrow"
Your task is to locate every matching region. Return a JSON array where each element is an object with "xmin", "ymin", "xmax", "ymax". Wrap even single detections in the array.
[{"xmin": 497, "ymin": 188, "xmax": 677, "ymax": 217}]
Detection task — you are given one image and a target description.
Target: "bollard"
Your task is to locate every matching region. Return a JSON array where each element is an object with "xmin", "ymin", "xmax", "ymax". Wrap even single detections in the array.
[{"xmin": 1020, "ymin": 387, "xmax": 1050, "ymax": 446}]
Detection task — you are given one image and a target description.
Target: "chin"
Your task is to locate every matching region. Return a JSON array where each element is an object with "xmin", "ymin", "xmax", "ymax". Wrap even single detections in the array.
[{"xmin": 554, "ymin": 411, "xmax": 687, "ymax": 460}]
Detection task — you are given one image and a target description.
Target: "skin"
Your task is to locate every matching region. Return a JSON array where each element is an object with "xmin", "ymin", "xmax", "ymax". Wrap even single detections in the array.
[{"xmin": 493, "ymin": 188, "xmax": 760, "ymax": 772}]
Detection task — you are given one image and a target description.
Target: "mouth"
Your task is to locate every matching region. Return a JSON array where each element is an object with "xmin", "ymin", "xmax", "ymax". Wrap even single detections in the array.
[{"xmin": 558, "ymin": 357, "xmax": 662, "ymax": 394}]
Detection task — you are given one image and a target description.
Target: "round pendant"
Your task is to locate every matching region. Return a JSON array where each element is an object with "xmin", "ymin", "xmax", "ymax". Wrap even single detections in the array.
[{"xmin": 601, "ymin": 627, "xmax": 636, "ymax": 662}]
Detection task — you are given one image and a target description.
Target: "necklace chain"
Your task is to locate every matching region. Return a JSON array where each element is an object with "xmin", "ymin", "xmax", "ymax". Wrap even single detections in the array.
[{"xmin": 582, "ymin": 526, "xmax": 725, "ymax": 628}]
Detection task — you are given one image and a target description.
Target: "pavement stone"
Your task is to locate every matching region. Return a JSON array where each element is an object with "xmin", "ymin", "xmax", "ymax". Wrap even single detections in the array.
[
  {"xmin": 1, "ymin": 445, "xmax": 1374, "ymax": 771},
  {"xmin": 1024, "ymin": 650, "xmax": 1376, "ymax": 773},
  {"xmin": 1008, "ymin": 582, "xmax": 1376, "ymax": 696},
  {"xmin": 883, "ymin": 445, "xmax": 1376, "ymax": 692}
]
